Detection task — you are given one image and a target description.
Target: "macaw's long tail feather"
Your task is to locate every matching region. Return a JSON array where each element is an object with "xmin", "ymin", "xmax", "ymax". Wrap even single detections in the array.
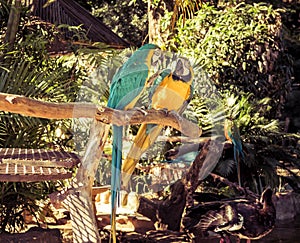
[
  {"xmin": 111, "ymin": 125, "xmax": 123, "ymax": 243},
  {"xmin": 234, "ymin": 149, "xmax": 242, "ymax": 187},
  {"xmin": 232, "ymin": 137, "xmax": 243, "ymax": 187},
  {"xmin": 122, "ymin": 124, "xmax": 163, "ymax": 187},
  {"xmin": 228, "ymin": 122, "xmax": 244, "ymax": 188}
]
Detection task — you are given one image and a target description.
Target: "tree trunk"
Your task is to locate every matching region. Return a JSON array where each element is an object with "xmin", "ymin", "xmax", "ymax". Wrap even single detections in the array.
[
  {"xmin": 147, "ymin": 0, "xmax": 174, "ymax": 46},
  {"xmin": 137, "ymin": 179, "xmax": 187, "ymax": 231},
  {"xmin": 4, "ymin": 0, "xmax": 21, "ymax": 50}
]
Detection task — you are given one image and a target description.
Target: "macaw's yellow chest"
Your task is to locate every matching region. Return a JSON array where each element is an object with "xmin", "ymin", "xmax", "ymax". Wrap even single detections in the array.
[{"xmin": 151, "ymin": 74, "xmax": 191, "ymax": 111}]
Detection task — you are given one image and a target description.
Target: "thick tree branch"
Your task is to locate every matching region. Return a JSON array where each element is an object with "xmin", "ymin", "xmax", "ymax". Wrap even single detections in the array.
[
  {"xmin": 0, "ymin": 92, "xmax": 97, "ymax": 118},
  {"xmin": 0, "ymin": 92, "xmax": 201, "ymax": 138},
  {"xmin": 95, "ymin": 107, "xmax": 201, "ymax": 138}
]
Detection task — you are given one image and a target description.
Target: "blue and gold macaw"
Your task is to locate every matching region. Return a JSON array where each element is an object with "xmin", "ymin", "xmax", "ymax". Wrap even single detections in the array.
[
  {"xmin": 224, "ymin": 119, "xmax": 244, "ymax": 187},
  {"xmin": 122, "ymin": 57, "xmax": 194, "ymax": 187},
  {"xmin": 107, "ymin": 43, "xmax": 165, "ymax": 242}
]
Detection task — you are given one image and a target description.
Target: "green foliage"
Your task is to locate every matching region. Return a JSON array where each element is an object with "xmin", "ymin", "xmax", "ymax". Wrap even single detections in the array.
[
  {"xmin": 163, "ymin": 2, "xmax": 293, "ymax": 118},
  {"xmin": 0, "ymin": 10, "xmax": 120, "ymax": 150},
  {"xmin": 155, "ymin": 1, "xmax": 298, "ymax": 191},
  {"xmin": 0, "ymin": 181, "xmax": 62, "ymax": 233},
  {"xmin": 0, "ymin": 7, "xmax": 106, "ymax": 232},
  {"xmin": 168, "ymin": 0, "xmax": 202, "ymax": 33},
  {"xmin": 214, "ymin": 92, "xmax": 280, "ymax": 189},
  {"xmin": 0, "ymin": 0, "xmax": 9, "ymax": 30},
  {"xmin": 91, "ymin": 0, "xmax": 148, "ymax": 46},
  {"xmin": 185, "ymin": 93, "xmax": 224, "ymax": 137},
  {"xmin": 212, "ymin": 92, "xmax": 300, "ymax": 192},
  {"xmin": 57, "ymin": 24, "xmax": 89, "ymax": 42},
  {"xmin": 0, "ymin": 39, "xmax": 72, "ymax": 233},
  {"xmin": 222, "ymin": 92, "xmax": 279, "ymax": 136},
  {"xmin": 0, "ymin": 49, "xmax": 77, "ymax": 149}
]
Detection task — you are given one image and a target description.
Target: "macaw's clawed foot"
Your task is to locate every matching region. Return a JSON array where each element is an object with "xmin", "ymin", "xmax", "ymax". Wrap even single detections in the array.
[
  {"xmin": 168, "ymin": 110, "xmax": 179, "ymax": 116},
  {"xmin": 158, "ymin": 107, "xmax": 169, "ymax": 115},
  {"xmin": 132, "ymin": 107, "xmax": 147, "ymax": 115},
  {"xmin": 168, "ymin": 110, "xmax": 183, "ymax": 119}
]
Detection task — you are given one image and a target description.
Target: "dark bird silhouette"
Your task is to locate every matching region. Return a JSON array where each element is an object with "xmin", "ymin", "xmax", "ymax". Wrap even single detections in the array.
[{"xmin": 184, "ymin": 187, "xmax": 276, "ymax": 243}]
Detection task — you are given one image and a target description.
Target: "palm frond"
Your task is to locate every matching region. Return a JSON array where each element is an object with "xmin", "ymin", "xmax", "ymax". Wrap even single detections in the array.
[
  {"xmin": 215, "ymin": 159, "xmax": 236, "ymax": 177},
  {"xmin": 0, "ymin": 55, "xmax": 77, "ymax": 148},
  {"xmin": 170, "ymin": 0, "xmax": 202, "ymax": 31}
]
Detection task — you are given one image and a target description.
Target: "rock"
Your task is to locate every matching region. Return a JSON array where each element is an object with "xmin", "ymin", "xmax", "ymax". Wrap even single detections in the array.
[
  {"xmin": 274, "ymin": 192, "xmax": 300, "ymax": 220},
  {"xmin": 0, "ymin": 227, "xmax": 62, "ymax": 243},
  {"xmin": 98, "ymin": 214, "xmax": 155, "ymax": 234},
  {"xmin": 120, "ymin": 232, "xmax": 148, "ymax": 243},
  {"xmin": 146, "ymin": 230, "xmax": 191, "ymax": 242},
  {"xmin": 130, "ymin": 215, "xmax": 156, "ymax": 234}
]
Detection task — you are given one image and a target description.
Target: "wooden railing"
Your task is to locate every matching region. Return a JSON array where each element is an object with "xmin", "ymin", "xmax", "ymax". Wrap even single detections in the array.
[{"xmin": 0, "ymin": 148, "xmax": 80, "ymax": 182}]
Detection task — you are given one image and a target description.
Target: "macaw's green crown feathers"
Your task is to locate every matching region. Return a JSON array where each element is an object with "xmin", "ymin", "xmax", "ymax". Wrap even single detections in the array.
[{"xmin": 139, "ymin": 43, "xmax": 160, "ymax": 50}]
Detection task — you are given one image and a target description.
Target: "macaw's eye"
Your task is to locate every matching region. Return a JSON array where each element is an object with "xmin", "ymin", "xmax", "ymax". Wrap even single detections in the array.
[
  {"xmin": 175, "ymin": 58, "xmax": 191, "ymax": 75},
  {"xmin": 173, "ymin": 58, "xmax": 192, "ymax": 82},
  {"xmin": 151, "ymin": 49, "xmax": 162, "ymax": 66}
]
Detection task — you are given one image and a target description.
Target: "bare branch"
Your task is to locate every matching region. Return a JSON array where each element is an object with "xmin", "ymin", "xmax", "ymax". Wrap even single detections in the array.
[
  {"xmin": 0, "ymin": 92, "xmax": 201, "ymax": 138},
  {"xmin": 209, "ymin": 173, "xmax": 259, "ymax": 200},
  {"xmin": 96, "ymin": 107, "xmax": 201, "ymax": 138},
  {"xmin": 0, "ymin": 92, "xmax": 97, "ymax": 119}
]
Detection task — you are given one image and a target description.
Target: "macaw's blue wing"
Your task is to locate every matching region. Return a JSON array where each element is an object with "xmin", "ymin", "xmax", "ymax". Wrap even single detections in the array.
[
  {"xmin": 122, "ymin": 57, "xmax": 194, "ymax": 187},
  {"xmin": 108, "ymin": 43, "xmax": 161, "ymax": 110},
  {"xmin": 107, "ymin": 43, "xmax": 162, "ymax": 243}
]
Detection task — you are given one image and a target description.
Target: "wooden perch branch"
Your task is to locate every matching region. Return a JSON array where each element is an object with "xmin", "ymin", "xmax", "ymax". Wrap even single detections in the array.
[
  {"xmin": 0, "ymin": 92, "xmax": 97, "ymax": 119},
  {"xmin": 96, "ymin": 107, "xmax": 201, "ymax": 138},
  {"xmin": 0, "ymin": 92, "xmax": 201, "ymax": 138}
]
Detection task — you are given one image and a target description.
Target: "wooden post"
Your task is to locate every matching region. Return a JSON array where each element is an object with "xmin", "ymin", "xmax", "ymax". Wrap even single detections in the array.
[
  {"xmin": 136, "ymin": 139, "xmax": 225, "ymax": 232},
  {"xmin": 50, "ymin": 120, "xmax": 109, "ymax": 243}
]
